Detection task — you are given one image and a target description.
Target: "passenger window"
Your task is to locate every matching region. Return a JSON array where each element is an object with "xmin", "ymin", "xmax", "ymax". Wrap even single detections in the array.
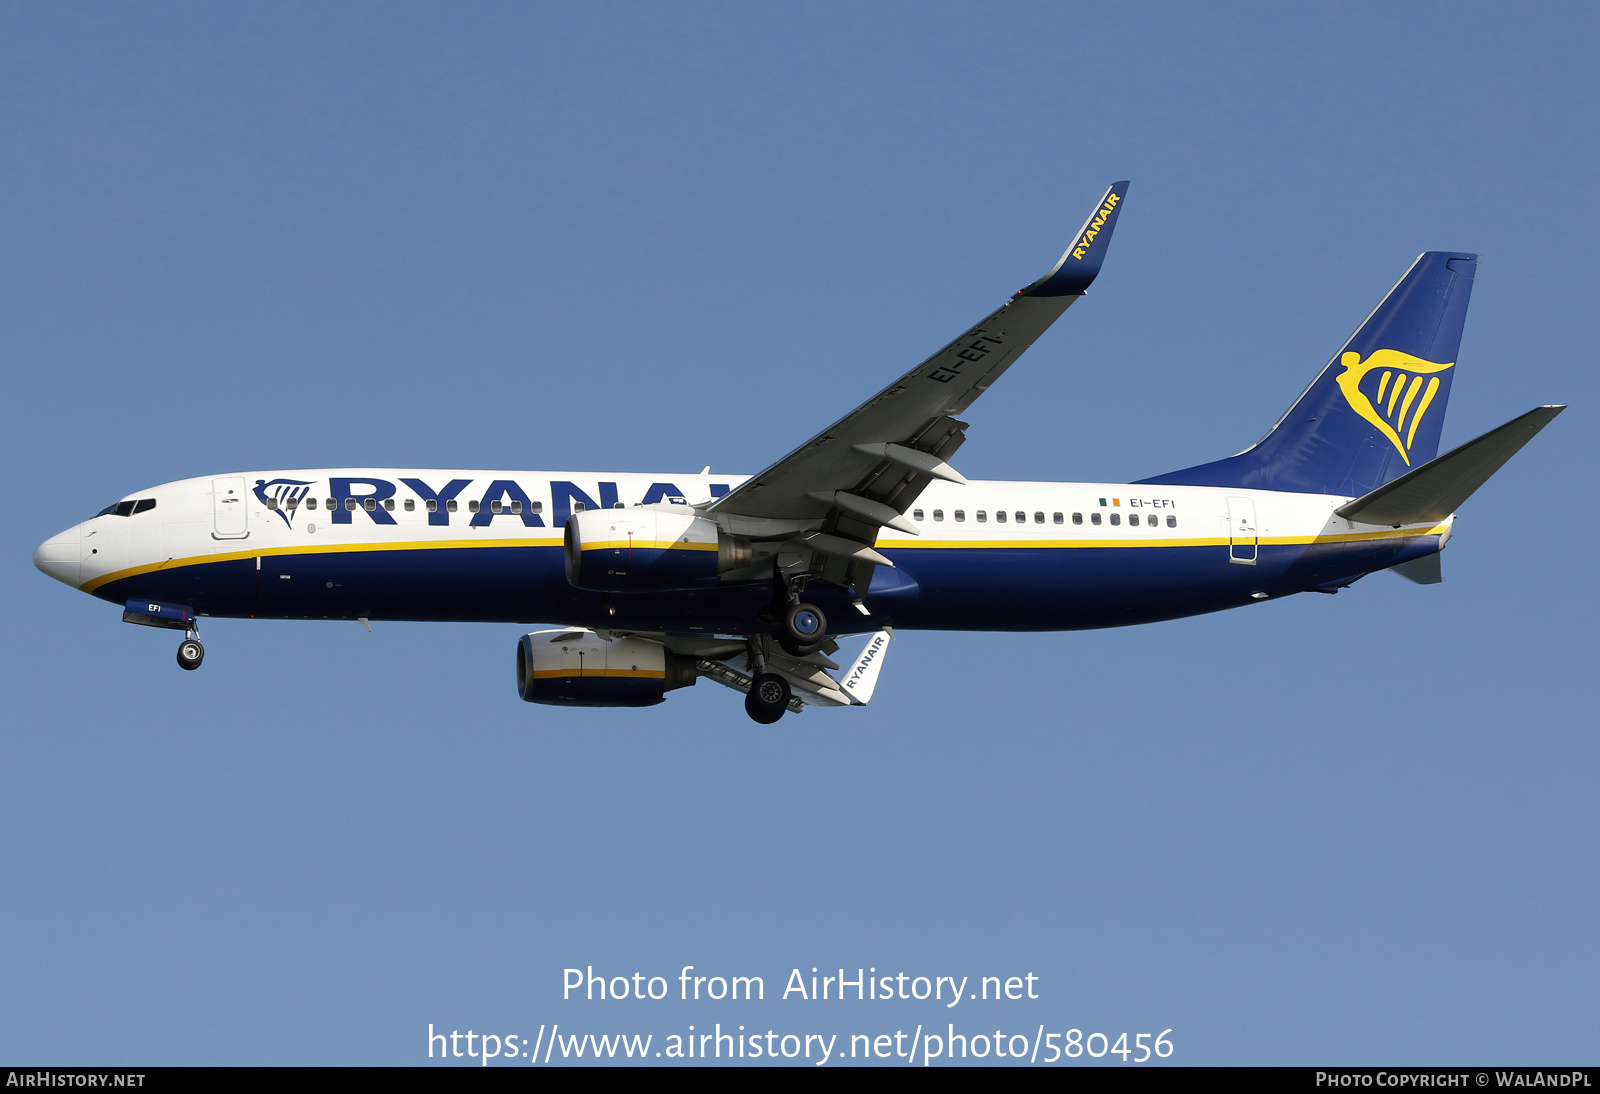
[
  {"xmin": 1072, "ymin": 512, "xmax": 1083, "ymax": 525},
  {"xmin": 383, "ymin": 498, "xmax": 395, "ymax": 511},
  {"xmin": 133, "ymin": 498, "xmax": 156, "ymax": 514},
  {"xmin": 1090, "ymin": 512, "xmax": 1102, "ymax": 525},
  {"xmin": 913, "ymin": 509, "xmax": 924, "ymax": 521},
  {"xmin": 345, "ymin": 498, "xmax": 357, "ymax": 511},
  {"xmin": 1129, "ymin": 513, "xmax": 1140, "ymax": 526},
  {"xmin": 1034, "ymin": 511, "xmax": 1044, "ymax": 524},
  {"xmin": 530, "ymin": 501, "xmax": 543, "ymax": 514},
  {"xmin": 265, "ymin": 497, "xmax": 279, "ymax": 510},
  {"xmin": 491, "ymin": 500, "xmax": 503, "ymax": 514},
  {"xmin": 511, "ymin": 500, "xmax": 523, "ymax": 514},
  {"xmin": 613, "ymin": 501, "xmax": 625, "ymax": 509},
  {"xmin": 404, "ymin": 499, "xmax": 415, "ymax": 512},
  {"xmin": 325, "ymin": 498, "xmax": 336, "ymax": 510},
  {"xmin": 305, "ymin": 497, "xmax": 318, "ymax": 511},
  {"xmin": 1015, "ymin": 511, "xmax": 1025, "ymax": 523},
  {"xmin": 976, "ymin": 510, "xmax": 987, "ymax": 522},
  {"xmin": 1110, "ymin": 513, "xmax": 1121, "ymax": 526},
  {"xmin": 933, "ymin": 509, "xmax": 944, "ymax": 522},
  {"xmin": 1167, "ymin": 515, "xmax": 1177, "ymax": 528},
  {"xmin": 286, "ymin": 497, "xmax": 299, "ymax": 510},
  {"xmin": 1053, "ymin": 512, "xmax": 1063, "ymax": 524},
  {"xmin": 573, "ymin": 502, "xmax": 586, "ymax": 513},
  {"xmin": 446, "ymin": 499, "xmax": 458, "ymax": 513},
  {"xmin": 469, "ymin": 500, "xmax": 481, "ymax": 513},
  {"xmin": 364, "ymin": 498, "xmax": 377, "ymax": 512},
  {"xmin": 954, "ymin": 510, "xmax": 965, "ymax": 522},
  {"xmin": 996, "ymin": 510, "xmax": 1007, "ymax": 523},
  {"xmin": 426, "ymin": 499, "xmax": 437, "ymax": 513}
]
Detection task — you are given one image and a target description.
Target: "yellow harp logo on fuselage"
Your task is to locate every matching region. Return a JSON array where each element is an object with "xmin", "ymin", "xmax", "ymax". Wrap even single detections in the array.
[{"xmin": 1334, "ymin": 349, "xmax": 1455, "ymax": 466}]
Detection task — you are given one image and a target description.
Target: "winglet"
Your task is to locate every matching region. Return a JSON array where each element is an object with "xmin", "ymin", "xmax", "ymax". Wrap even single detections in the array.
[
  {"xmin": 839, "ymin": 630, "xmax": 892, "ymax": 705},
  {"xmin": 1022, "ymin": 181, "xmax": 1130, "ymax": 297}
]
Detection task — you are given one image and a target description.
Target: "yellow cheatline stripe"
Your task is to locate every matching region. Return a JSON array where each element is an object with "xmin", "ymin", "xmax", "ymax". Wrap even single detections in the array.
[
  {"xmin": 529, "ymin": 669, "xmax": 665, "ymax": 680},
  {"xmin": 79, "ymin": 536, "xmax": 564, "ymax": 594},
  {"xmin": 81, "ymin": 524, "xmax": 1449, "ymax": 594},
  {"xmin": 581, "ymin": 539, "xmax": 717, "ymax": 553}
]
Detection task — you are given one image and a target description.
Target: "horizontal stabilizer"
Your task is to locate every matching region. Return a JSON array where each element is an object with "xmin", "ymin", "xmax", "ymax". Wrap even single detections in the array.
[
  {"xmin": 1336, "ymin": 405, "xmax": 1565, "ymax": 526},
  {"xmin": 1389, "ymin": 554, "xmax": 1442, "ymax": 584}
]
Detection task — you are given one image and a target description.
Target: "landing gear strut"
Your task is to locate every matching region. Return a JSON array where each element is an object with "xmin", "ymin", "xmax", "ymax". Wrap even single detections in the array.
[
  {"xmin": 176, "ymin": 625, "xmax": 204, "ymax": 671},
  {"xmin": 744, "ymin": 671, "xmax": 791, "ymax": 724}
]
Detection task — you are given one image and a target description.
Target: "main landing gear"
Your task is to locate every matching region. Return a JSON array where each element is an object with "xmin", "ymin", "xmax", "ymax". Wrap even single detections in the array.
[
  {"xmin": 176, "ymin": 627, "xmax": 204, "ymax": 671},
  {"xmin": 772, "ymin": 572, "xmax": 828, "ymax": 657},
  {"xmin": 781, "ymin": 602, "xmax": 827, "ymax": 654},
  {"xmin": 744, "ymin": 672, "xmax": 791, "ymax": 725},
  {"xmin": 741, "ymin": 572, "xmax": 830, "ymax": 721}
]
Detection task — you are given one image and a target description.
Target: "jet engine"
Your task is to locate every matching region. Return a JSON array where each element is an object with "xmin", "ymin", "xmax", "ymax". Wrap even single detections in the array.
[
  {"xmin": 564, "ymin": 506, "xmax": 750, "ymax": 592},
  {"xmin": 515, "ymin": 628, "xmax": 698, "ymax": 707}
]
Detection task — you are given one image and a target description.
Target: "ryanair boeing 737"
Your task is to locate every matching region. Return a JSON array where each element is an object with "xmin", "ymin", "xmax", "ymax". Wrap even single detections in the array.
[{"xmin": 32, "ymin": 183, "xmax": 1564, "ymax": 723}]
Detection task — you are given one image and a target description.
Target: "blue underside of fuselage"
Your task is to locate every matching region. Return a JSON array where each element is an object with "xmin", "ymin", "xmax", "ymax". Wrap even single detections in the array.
[{"xmin": 90, "ymin": 534, "xmax": 1438, "ymax": 635}]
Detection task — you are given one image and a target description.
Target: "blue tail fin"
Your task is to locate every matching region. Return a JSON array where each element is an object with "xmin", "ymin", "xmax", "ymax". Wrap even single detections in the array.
[{"xmin": 1139, "ymin": 252, "xmax": 1477, "ymax": 496}]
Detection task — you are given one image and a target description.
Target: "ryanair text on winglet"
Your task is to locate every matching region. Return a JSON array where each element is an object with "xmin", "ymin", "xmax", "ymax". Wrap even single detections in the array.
[{"xmin": 1070, "ymin": 191, "xmax": 1121, "ymax": 260}]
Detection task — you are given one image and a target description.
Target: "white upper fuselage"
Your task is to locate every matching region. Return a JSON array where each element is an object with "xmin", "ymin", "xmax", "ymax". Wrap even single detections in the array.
[{"xmin": 38, "ymin": 468, "xmax": 1450, "ymax": 602}]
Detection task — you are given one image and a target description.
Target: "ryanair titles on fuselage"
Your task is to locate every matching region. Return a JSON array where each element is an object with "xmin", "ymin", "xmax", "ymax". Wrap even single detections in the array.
[{"xmin": 250, "ymin": 475, "xmax": 733, "ymax": 532}]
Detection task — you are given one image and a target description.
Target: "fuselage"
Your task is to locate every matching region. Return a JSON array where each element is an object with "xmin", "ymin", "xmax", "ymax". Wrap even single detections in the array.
[{"xmin": 34, "ymin": 468, "xmax": 1451, "ymax": 635}]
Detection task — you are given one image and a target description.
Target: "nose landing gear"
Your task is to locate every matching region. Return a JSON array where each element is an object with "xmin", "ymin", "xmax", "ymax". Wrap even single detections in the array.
[
  {"xmin": 119, "ymin": 598, "xmax": 207, "ymax": 671},
  {"xmin": 175, "ymin": 619, "xmax": 205, "ymax": 671},
  {"xmin": 176, "ymin": 636, "xmax": 205, "ymax": 670}
]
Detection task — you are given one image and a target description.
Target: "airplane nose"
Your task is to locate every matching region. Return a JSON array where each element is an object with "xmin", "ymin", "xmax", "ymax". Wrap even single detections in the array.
[{"xmin": 33, "ymin": 525, "xmax": 82, "ymax": 587}]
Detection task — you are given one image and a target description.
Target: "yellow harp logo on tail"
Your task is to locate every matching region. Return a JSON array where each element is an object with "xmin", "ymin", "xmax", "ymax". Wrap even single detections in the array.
[{"xmin": 1334, "ymin": 349, "xmax": 1455, "ymax": 465}]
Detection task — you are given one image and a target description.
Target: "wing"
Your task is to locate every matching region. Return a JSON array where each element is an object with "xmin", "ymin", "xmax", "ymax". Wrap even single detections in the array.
[{"xmin": 709, "ymin": 182, "xmax": 1129, "ymax": 581}]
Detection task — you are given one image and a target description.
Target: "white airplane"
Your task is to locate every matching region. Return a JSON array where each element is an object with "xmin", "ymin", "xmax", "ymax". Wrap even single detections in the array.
[{"xmin": 33, "ymin": 182, "xmax": 1563, "ymax": 723}]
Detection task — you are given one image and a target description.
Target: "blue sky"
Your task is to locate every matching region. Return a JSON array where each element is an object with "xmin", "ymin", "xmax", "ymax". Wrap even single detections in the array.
[{"xmin": 2, "ymin": 2, "xmax": 1595, "ymax": 1066}]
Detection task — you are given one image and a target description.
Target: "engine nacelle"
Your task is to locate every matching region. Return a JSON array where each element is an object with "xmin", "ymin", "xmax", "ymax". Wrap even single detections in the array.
[
  {"xmin": 515, "ymin": 628, "xmax": 698, "ymax": 707},
  {"xmin": 564, "ymin": 506, "xmax": 750, "ymax": 592}
]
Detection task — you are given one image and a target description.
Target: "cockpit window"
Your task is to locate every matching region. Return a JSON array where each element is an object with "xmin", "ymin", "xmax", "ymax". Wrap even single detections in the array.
[
  {"xmin": 95, "ymin": 499, "xmax": 144, "ymax": 518},
  {"xmin": 132, "ymin": 498, "xmax": 156, "ymax": 514}
]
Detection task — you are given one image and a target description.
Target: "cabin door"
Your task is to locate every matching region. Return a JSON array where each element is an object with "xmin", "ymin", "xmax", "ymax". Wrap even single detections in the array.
[
  {"xmin": 212, "ymin": 477, "xmax": 249, "ymax": 539},
  {"xmin": 1227, "ymin": 496, "xmax": 1257, "ymax": 564}
]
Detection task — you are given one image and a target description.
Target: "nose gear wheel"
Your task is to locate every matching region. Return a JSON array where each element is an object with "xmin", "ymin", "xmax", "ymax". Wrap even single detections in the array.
[{"xmin": 176, "ymin": 638, "xmax": 205, "ymax": 670}]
